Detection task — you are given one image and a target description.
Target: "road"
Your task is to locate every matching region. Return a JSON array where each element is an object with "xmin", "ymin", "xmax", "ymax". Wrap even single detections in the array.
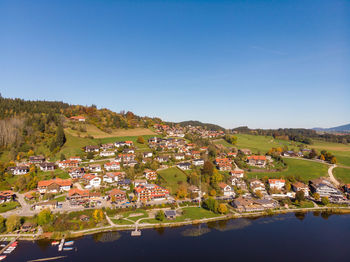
[{"xmin": 328, "ymin": 164, "xmax": 340, "ymax": 186}]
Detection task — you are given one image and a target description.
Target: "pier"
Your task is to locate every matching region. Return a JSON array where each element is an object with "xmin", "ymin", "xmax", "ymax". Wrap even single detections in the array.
[{"xmin": 0, "ymin": 237, "xmax": 18, "ymax": 255}]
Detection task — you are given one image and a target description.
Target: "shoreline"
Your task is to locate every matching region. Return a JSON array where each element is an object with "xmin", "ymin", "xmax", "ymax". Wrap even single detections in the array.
[{"xmin": 3, "ymin": 206, "xmax": 350, "ymax": 241}]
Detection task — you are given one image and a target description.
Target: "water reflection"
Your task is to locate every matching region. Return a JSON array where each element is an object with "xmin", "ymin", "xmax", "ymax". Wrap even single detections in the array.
[{"xmin": 93, "ymin": 232, "xmax": 122, "ymax": 243}]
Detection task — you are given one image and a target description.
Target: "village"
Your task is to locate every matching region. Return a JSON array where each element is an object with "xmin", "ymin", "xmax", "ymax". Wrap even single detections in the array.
[{"xmin": 0, "ymin": 120, "xmax": 349, "ymax": 240}]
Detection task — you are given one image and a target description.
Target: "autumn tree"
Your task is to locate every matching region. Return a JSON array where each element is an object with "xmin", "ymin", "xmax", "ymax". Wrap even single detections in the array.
[
  {"xmin": 37, "ymin": 208, "xmax": 53, "ymax": 226},
  {"xmin": 155, "ymin": 210, "xmax": 165, "ymax": 221},
  {"xmin": 6, "ymin": 215, "xmax": 21, "ymax": 232},
  {"xmin": 217, "ymin": 203, "xmax": 228, "ymax": 214},
  {"xmin": 137, "ymin": 136, "xmax": 145, "ymax": 144}
]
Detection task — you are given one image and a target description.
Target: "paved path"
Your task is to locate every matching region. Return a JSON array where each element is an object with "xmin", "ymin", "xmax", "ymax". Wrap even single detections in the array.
[{"xmin": 328, "ymin": 164, "xmax": 340, "ymax": 186}]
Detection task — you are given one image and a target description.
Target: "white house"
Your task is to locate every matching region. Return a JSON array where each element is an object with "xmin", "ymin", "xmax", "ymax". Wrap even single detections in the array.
[
  {"xmin": 89, "ymin": 164, "xmax": 102, "ymax": 173},
  {"xmin": 83, "ymin": 174, "xmax": 101, "ymax": 188},
  {"xmin": 103, "ymin": 173, "xmax": 119, "ymax": 183},
  {"xmin": 104, "ymin": 161, "xmax": 120, "ymax": 171},
  {"xmin": 143, "ymin": 152, "xmax": 153, "ymax": 158},
  {"xmin": 230, "ymin": 169, "xmax": 244, "ymax": 178},
  {"xmin": 192, "ymin": 159, "xmax": 204, "ymax": 166},
  {"xmin": 12, "ymin": 166, "xmax": 29, "ymax": 175},
  {"xmin": 100, "ymin": 151, "xmax": 116, "ymax": 157},
  {"xmin": 177, "ymin": 162, "xmax": 191, "ymax": 170},
  {"xmin": 268, "ymin": 179, "xmax": 285, "ymax": 190},
  {"xmin": 218, "ymin": 182, "xmax": 235, "ymax": 197}
]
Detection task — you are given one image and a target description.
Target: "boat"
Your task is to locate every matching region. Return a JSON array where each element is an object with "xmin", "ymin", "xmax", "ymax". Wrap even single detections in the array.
[
  {"xmin": 63, "ymin": 247, "xmax": 74, "ymax": 251},
  {"xmin": 0, "ymin": 255, "xmax": 6, "ymax": 261},
  {"xmin": 58, "ymin": 239, "xmax": 65, "ymax": 252},
  {"xmin": 51, "ymin": 241, "xmax": 59, "ymax": 246},
  {"xmin": 64, "ymin": 241, "xmax": 74, "ymax": 246}
]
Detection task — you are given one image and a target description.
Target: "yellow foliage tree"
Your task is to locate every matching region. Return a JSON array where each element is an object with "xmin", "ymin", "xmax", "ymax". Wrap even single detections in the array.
[{"xmin": 218, "ymin": 203, "xmax": 228, "ymax": 214}]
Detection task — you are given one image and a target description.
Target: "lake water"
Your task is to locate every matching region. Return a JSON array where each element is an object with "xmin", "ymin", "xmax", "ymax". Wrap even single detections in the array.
[{"xmin": 6, "ymin": 212, "xmax": 350, "ymax": 262}]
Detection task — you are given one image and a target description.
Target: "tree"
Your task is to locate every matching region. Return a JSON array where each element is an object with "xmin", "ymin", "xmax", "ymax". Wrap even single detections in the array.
[
  {"xmin": 295, "ymin": 190, "xmax": 305, "ymax": 202},
  {"xmin": 137, "ymin": 136, "xmax": 145, "ymax": 144},
  {"xmin": 202, "ymin": 197, "xmax": 219, "ymax": 213},
  {"xmin": 37, "ymin": 208, "xmax": 53, "ymax": 226},
  {"xmin": 320, "ymin": 154, "xmax": 325, "ymax": 161},
  {"xmin": 209, "ymin": 189, "xmax": 216, "ymax": 196},
  {"xmin": 6, "ymin": 215, "xmax": 21, "ymax": 232},
  {"xmin": 285, "ymin": 181, "xmax": 291, "ymax": 192},
  {"xmin": 93, "ymin": 209, "xmax": 104, "ymax": 223},
  {"xmin": 217, "ymin": 203, "xmax": 228, "ymax": 214},
  {"xmin": 330, "ymin": 156, "xmax": 337, "ymax": 164},
  {"xmin": 60, "ymin": 153, "xmax": 66, "ymax": 161},
  {"xmin": 313, "ymin": 192, "xmax": 320, "ymax": 201},
  {"xmin": 255, "ymin": 190, "xmax": 263, "ymax": 199},
  {"xmin": 202, "ymin": 161, "xmax": 214, "ymax": 177},
  {"xmin": 87, "ymin": 152, "xmax": 94, "ymax": 159},
  {"xmin": 155, "ymin": 210, "xmax": 165, "ymax": 221},
  {"xmin": 321, "ymin": 196, "xmax": 329, "ymax": 206},
  {"xmin": 55, "ymin": 125, "xmax": 66, "ymax": 149},
  {"xmin": 0, "ymin": 216, "xmax": 5, "ymax": 233}
]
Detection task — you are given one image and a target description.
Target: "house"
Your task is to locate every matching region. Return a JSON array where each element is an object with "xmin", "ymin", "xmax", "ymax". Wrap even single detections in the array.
[
  {"xmin": 84, "ymin": 145, "xmax": 99, "ymax": 152},
  {"xmin": 193, "ymin": 159, "xmax": 204, "ymax": 166},
  {"xmin": 123, "ymin": 148, "xmax": 135, "ymax": 154},
  {"xmin": 174, "ymin": 154, "xmax": 185, "ymax": 160},
  {"xmin": 69, "ymin": 156, "xmax": 82, "ymax": 162},
  {"xmin": 118, "ymin": 179, "xmax": 131, "ymax": 190},
  {"xmin": 239, "ymin": 149, "xmax": 252, "ymax": 155},
  {"xmin": 104, "ymin": 161, "xmax": 120, "ymax": 171},
  {"xmin": 100, "ymin": 143, "xmax": 114, "ymax": 150},
  {"xmin": 134, "ymin": 184, "xmax": 169, "ymax": 202},
  {"xmin": 109, "ymin": 188, "xmax": 127, "ymax": 203},
  {"xmin": 157, "ymin": 155, "xmax": 170, "ymax": 163},
  {"xmin": 231, "ymin": 197, "xmax": 278, "ymax": 212},
  {"xmin": 164, "ymin": 210, "xmax": 177, "ymax": 219},
  {"xmin": 58, "ymin": 160, "xmax": 79, "ymax": 169},
  {"xmin": 29, "ymin": 155, "xmax": 45, "ymax": 164},
  {"xmin": 177, "ymin": 162, "xmax": 191, "ymax": 170},
  {"xmin": 141, "ymin": 151, "xmax": 152, "ymax": 159},
  {"xmin": 123, "ymin": 160, "xmax": 138, "ymax": 167},
  {"xmin": 191, "ymin": 151, "xmax": 201, "ymax": 159},
  {"xmin": 82, "ymin": 173, "xmax": 101, "ymax": 188},
  {"xmin": 8, "ymin": 166, "xmax": 29, "ymax": 175},
  {"xmin": 39, "ymin": 162, "xmax": 55, "ymax": 171},
  {"xmin": 33, "ymin": 201, "xmax": 57, "ymax": 211},
  {"xmin": 188, "ymin": 185, "xmax": 200, "ymax": 194},
  {"xmin": 115, "ymin": 141, "xmax": 133, "ymax": 148},
  {"xmin": 292, "ymin": 182, "xmax": 310, "ymax": 197},
  {"xmin": 88, "ymin": 164, "xmax": 102, "ymax": 173},
  {"xmin": 218, "ymin": 182, "xmax": 235, "ymax": 197},
  {"xmin": 21, "ymin": 222, "xmax": 35, "ymax": 232},
  {"xmin": 227, "ymin": 152, "xmax": 237, "ymax": 158},
  {"xmin": 37, "ymin": 178, "xmax": 72, "ymax": 194},
  {"xmin": 80, "ymin": 215, "xmax": 90, "ymax": 222},
  {"xmin": 230, "ymin": 169, "xmax": 244, "ymax": 178},
  {"xmin": 118, "ymin": 153, "xmax": 135, "ymax": 162},
  {"xmin": 0, "ymin": 190, "xmax": 16, "ymax": 203},
  {"xmin": 70, "ymin": 116, "xmax": 85, "ymax": 122},
  {"xmin": 345, "ymin": 184, "xmax": 350, "ymax": 193},
  {"xmin": 68, "ymin": 167, "xmax": 85, "ymax": 179},
  {"xmin": 250, "ymin": 179, "xmax": 266, "ymax": 193},
  {"xmin": 100, "ymin": 151, "xmax": 116, "ymax": 157},
  {"xmin": 134, "ymin": 179, "xmax": 147, "ymax": 187},
  {"xmin": 247, "ymin": 156, "xmax": 267, "ymax": 167},
  {"xmin": 310, "ymin": 179, "xmax": 344, "ymax": 199},
  {"xmin": 144, "ymin": 170, "xmax": 157, "ymax": 180},
  {"xmin": 268, "ymin": 179, "xmax": 285, "ymax": 190},
  {"xmin": 68, "ymin": 188, "xmax": 90, "ymax": 205},
  {"xmin": 215, "ymin": 158, "xmax": 232, "ymax": 171},
  {"xmin": 103, "ymin": 172, "xmax": 123, "ymax": 183}
]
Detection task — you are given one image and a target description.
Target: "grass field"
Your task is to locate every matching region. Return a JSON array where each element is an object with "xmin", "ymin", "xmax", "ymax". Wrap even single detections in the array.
[
  {"xmin": 0, "ymin": 201, "xmax": 20, "ymax": 213},
  {"xmin": 311, "ymin": 140, "xmax": 350, "ymax": 167},
  {"xmin": 247, "ymin": 158, "xmax": 329, "ymax": 182},
  {"xmin": 65, "ymin": 124, "xmax": 155, "ymax": 138},
  {"xmin": 333, "ymin": 167, "xmax": 350, "ymax": 184},
  {"xmin": 215, "ymin": 134, "xmax": 301, "ymax": 153},
  {"xmin": 158, "ymin": 167, "xmax": 188, "ymax": 194},
  {"xmin": 141, "ymin": 206, "xmax": 219, "ymax": 224}
]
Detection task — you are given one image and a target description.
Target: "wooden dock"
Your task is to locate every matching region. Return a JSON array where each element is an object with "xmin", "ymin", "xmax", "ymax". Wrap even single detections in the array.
[{"xmin": 0, "ymin": 237, "xmax": 18, "ymax": 255}]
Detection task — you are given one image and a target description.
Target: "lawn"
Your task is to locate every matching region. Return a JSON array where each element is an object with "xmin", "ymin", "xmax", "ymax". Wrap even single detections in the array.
[
  {"xmin": 311, "ymin": 140, "xmax": 350, "ymax": 168},
  {"xmin": 122, "ymin": 209, "xmax": 149, "ymax": 222},
  {"xmin": 55, "ymin": 133, "xmax": 96, "ymax": 160},
  {"xmin": 65, "ymin": 124, "xmax": 155, "ymax": 139},
  {"xmin": 158, "ymin": 167, "xmax": 188, "ymax": 194},
  {"xmin": 247, "ymin": 158, "xmax": 329, "ymax": 182},
  {"xmin": 55, "ymin": 195, "xmax": 67, "ymax": 202},
  {"xmin": 0, "ymin": 201, "xmax": 20, "ymax": 213},
  {"xmin": 215, "ymin": 134, "xmax": 302, "ymax": 154},
  {"xmin": 141, "ymin": 207, "xmax": 219, "ymax": 224},
  {"xmin": 111, "ymin": 218, "xmax": 134, "ymax": 225},
  {"xmin": 333, "ymin": 167, "xmax": 350, "ymax": 184}
]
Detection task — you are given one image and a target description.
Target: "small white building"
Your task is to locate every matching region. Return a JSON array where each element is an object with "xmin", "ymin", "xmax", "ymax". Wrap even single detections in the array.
[{"xmin": 268, "ymin": 179, "xmax": 285, "ymax": 190}]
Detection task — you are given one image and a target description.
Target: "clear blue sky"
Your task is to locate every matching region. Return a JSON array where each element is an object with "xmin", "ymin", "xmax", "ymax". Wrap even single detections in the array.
[{"xmin": 1, "ymin": 0, "xmax": 349, "ymax": 129}]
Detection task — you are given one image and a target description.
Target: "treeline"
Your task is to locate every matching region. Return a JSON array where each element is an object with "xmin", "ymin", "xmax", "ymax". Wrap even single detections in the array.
[
  {"xmin": 232, "ymin": 126, "xmax": 350, "ymax": 144},
  {"xmin": 175, "ymin": 120, "xmax": 225, "ymax": 131}
]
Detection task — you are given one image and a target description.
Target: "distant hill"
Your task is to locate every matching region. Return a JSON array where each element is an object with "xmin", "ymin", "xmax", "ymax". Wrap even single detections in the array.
[
  {"xmin": 176, "ymin": 120, "xmax": 225, "ymax": 131},
  {"xmin": 313, "ymin": 123, "xmax": 350, "ymax": 133}
]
